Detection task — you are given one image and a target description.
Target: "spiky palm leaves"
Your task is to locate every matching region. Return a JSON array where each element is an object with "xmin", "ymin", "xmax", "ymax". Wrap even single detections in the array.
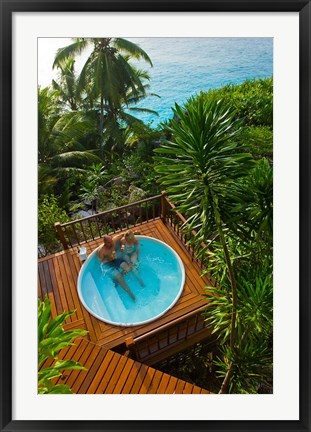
[
  {"xmin": 154, "ymin": 94, "xmax": 272, "ymax": 393},
  {"xmin": 53, "ymin": 38, "xmax": 154, "ymax": 158}
]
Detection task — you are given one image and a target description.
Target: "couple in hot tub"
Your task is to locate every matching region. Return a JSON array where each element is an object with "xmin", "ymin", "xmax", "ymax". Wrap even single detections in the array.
[{"xmin": 97, "ymin": 230, "xmax": 144, "ymax": 301}]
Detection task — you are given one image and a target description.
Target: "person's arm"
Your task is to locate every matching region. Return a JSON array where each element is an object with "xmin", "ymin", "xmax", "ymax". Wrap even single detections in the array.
[
  {"xmin": 135, "ymin": 238, "xmax": 140, "ymax": 258},
  {"xmin": 113, "ymin": 232, "xmax": 124, "ymax": 247},
  {"xmin": 97, "ymin": 245, "xmax": 104, "ymax": 262}
]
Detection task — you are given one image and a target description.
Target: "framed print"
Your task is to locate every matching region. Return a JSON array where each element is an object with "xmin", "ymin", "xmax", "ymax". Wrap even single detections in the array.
[{"xmin": 1, "ymin": 0, "xmax": 310, "ymax": 431}]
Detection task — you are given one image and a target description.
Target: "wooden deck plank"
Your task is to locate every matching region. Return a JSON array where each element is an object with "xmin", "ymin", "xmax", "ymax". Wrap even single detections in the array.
[
  {"xmin": 120, "ymin": 362, "xmax": 143, "ymax": 394},
  {"xmin": 61, "ymin": 338, "xmax": 89, "ymax": 389},
  {"xmin": 174, "ymin": 379, "xmax": 186, "ymax": 394},
  {"xmin": 79, "ymin": 347, "xmax": 108, "ymax": 394},
  {"xmin": 47, "ymin": 259, "xmax": 63, "ymax": 316},
  {"xmin": 52, "ymin": 343, "xmax": 81, "ymax": 385},
  {"xmin": 183, "ymin": 382, "xmax": 194, "ymax": 394},
  {"xmin": 112, "ymin": 359, "xmax": 135, "ymax": 394},
  {"xmin": 192, "ymin": 385, "xmax": 203, "ymax": 394},
  {"xmin": 48, "ymin": 292, "xmax": 57, "ymax": 318},
  {"xmin": 200, "ymin": 388, "xmax": 212, "ymax": 394},
  {"xmin": 63, "ymin": 253, "xmax": 84, "ymax": 320},
  {"xmin": 42, "ymin": 260, "xmax": 54, "ymax": 293},
  {"xmin": 104, "ymin": 354, "xmax": 129, "ymax": 394},
  {"xmin": 138, "ymin": 368, "xmax": 156, "ymax": 394},
  {"xmin": 86, "ymin": 350, "xmax": 115, "ymax": 394},
  {"xmin": 52, "ymin": 254, "xmax": 71, "ymax": 321},
  {"xmin": 57, "ymin": 255, "xmax": 76, "ymax": 322},
  {"xmin": 95, "ymin": 354, "xmax": 122, "ymax": 394},
  {"xmin": 129, "ymin": 363, "xmax": 150, "ymax": 394},
  {"xmin": 165, "ymin": 375, "xmax": 178, "ymax": 394},
  {"xmin": 147, "ymin": 370, "xmax": 164, "ymax": 394},
  {"xmin": 51, "ymin": 338, "xmax": 212, "ymax": 395},
  {"xmin": 67, "ymin": 338, "xmax": 94, "ymax": 390},
  {"xmin": 156, "ymin": 373, "xmax": 171, "ymax": 394},
  {"xmin": 72, "ymin": 343, "xmax": 102, "ymax": 393},
  {"xmin": 38, "ymin": 263, "xmax": 48, "ymax": 299}
]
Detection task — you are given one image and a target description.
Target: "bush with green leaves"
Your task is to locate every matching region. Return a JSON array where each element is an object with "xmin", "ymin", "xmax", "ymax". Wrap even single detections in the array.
[
  {"xmin": 233, "ymin": 126, "xmax": 273, "ymax": 160},
  {"xmin": 203, "ymin": 78, "xmax": 273, "ymax": 127},
  {"xmin": 38, "ymin": 194, "xmax": 69, "ymax": 255},
  {"xmin": 38, "ymin": 297, "xmax": 88, "ymax": 394}
]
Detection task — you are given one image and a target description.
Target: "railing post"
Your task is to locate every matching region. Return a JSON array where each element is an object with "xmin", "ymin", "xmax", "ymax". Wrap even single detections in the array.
[
  {"xmin": 161, "ymin": 191, "xmax": 167, "ymax": 222},
  {"xmin": 125, "ymin": 337, "xmax": 137, "ymax": 360},
  {"xmin": 54, "ymin": 222, "xmax": 69, "ymax": 250}
]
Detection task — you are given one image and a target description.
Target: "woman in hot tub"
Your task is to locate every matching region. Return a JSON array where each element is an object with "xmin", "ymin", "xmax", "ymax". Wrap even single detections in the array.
[
  {"xmin": 97, "ymin": 235, "xmax": 136, "ymax": 300},
  {"xmin": 117, "ymin": 230, "xmax": 145, "ymax": 287}
]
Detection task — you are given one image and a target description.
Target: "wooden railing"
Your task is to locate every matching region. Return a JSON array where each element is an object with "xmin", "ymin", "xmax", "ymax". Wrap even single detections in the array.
[
  {"xmin": 54, "ymin": 194, "xmax": 163, "ymax": 250},
  {"xmin": 54, "ymin": 192, "xmax": 210, "ymax": 270},
  {"xmin": 161, "ymin": 194, "xmax": 208, "ymax": 270},
  {"xmin": 124, "ymin": 306, "xmax": 213, "ymax": 365}
]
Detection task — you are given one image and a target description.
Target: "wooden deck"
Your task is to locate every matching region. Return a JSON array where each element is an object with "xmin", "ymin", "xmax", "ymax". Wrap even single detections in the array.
[
  {"xmin": 38, "ymin": 218, "xmax": 212, "ymax": 351},
  {"xmin": 54, "ymin": 337, "xmax": 212, "ymax": 394}
]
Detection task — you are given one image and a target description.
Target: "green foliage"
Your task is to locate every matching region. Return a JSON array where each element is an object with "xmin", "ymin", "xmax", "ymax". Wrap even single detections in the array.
[
  {"xmin": 203, "ymin": 78, "xmax": 273, "ymax": 127},
  {"xmin": 203, "ymin": 256, "xmax": 273, "ymax": 393},
  {"xmin": 38, "ymin": 195, "xmax": 69, "ymax": 254},
  {"xmin": 53, "ymin": 37, "xmax": 155, "ymax": 159},
  {"xmin": 233, "ymin": 126, "xmax": 273, "ymax": 160},
  {"xmin": 154, "ymin": 92, "xmax": 272, "ymax": 393},
  {"xmin": 226, "ymin": 158, "xmax": 273, "ymax": 246},
  {"xmin": 154, "ymin": 94, "xmax": 254, "ymax": 247},
  {"xmin": 214, "ymin": 339, "xmax": 272, "ymax": 394},
  {"xmin": 38, "ymin": 297, "xmax": 88, "ymax": 394}
]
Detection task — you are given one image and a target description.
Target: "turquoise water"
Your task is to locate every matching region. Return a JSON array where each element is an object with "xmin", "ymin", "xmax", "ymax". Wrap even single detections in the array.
[
  {"xmin": 78, "ymin": 236, "xmax": 185, "ymax": 326},
  {"xmin": 128, "ymin": 37, "xmax": 273, "ymax": 126}
]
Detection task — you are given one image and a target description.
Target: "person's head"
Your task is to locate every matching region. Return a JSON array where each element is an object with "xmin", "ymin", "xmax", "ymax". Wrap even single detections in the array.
[
  {"xmin": 125, "ymin": 230, "xmax": 135, "ymax": 242},
  {"xmin": 103, "ymin": 235, "xmax": 113, "ymax": 248}
]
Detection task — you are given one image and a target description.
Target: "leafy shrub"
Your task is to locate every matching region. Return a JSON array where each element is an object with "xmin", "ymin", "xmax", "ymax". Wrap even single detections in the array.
[
  {"xmin": 38, "ymin": 297, "xmax": 88, "ymax": 394},
  {"xmin": 38, "ymin": 194, "xmax": 69, "ymax": 255},
  {"xmin": 203, "ymin": 78, "xmax": 273, "ymax": 127},
  {"xmin": 233, "ymin": 126, "xmax": 273, "ymax": 160}
]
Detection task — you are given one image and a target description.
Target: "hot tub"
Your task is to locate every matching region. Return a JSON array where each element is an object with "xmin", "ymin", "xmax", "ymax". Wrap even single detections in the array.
[{"xmin": 77, "ymin": 235, "xmax": 185, "ymax": 326}]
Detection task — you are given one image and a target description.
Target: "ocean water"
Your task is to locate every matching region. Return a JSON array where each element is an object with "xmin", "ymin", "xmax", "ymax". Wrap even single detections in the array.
[{"xmin": 128, "ymin": 37, "xmax": 273, "ymax": 127}]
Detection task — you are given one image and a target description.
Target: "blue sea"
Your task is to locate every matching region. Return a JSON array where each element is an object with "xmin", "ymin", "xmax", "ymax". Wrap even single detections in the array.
[{"xmin": 127, "ymin": 37, "xmax": 273, "ymax": 127}]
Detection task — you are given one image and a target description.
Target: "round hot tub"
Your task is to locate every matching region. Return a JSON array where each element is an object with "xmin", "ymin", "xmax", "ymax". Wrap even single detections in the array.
[{"xmin": 77, "ymin": 235, "xmax": 185, "ymax": 326}]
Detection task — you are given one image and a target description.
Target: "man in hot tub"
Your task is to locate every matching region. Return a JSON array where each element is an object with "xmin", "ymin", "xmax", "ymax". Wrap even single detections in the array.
[{"xmin": 97, "ymin": 235, "xmax": 136, "ymax": 301}]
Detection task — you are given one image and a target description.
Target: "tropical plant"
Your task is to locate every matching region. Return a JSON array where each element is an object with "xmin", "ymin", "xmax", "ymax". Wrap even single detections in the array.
[
  {"xmin": 52, "ymin": 56, "xmax": 82, "ymax": 111},
  {"xmin": 38, "ymin": 194, "xmax": 69, "ymax": 255},
  {"xmin": 38, "ymin": 86, "xmax": 103, "ymax": 199},
  {"xmin": 224, "ymin": 158, "xmax": 273, "ymax": 249},
  {"xmin": 233, "ymin": 126, "xmax": 273, "ymax": 160},
  {"xmin": 154, "ymin": 94, "xmax": 256, "ymax": 392},
  {"xmin": 203, "ymin": 78, "xmax": 273, "ymax": 127},
  {"xmin": 53, "ymin": 38, "xmax": 154, "ymax": 158},
  {"xmin": 203, "ymin": 251, "xmax": 273, "ymax": 393},
  {"xmin": 38, "ymin": 297, "xmax": 88, "ymax": 394}
]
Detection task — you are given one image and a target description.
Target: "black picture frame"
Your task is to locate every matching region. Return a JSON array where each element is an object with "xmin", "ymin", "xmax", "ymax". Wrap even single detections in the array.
[{"xmin": 1, "ymin": 0, "xmax": 310, "ymax": 431}]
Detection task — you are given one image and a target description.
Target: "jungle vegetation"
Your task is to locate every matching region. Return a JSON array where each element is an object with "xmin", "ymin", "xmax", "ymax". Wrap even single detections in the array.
[{"xmin": 38, "ymin": 38, "xmax": 273, "ymax": 394}]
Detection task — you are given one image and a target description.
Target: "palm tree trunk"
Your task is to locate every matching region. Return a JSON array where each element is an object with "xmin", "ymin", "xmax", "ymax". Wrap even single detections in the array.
[
  {"xmin": 212, "ymin": 200, "xmax": 238, "ymax": 351},
  {"xmin": 218, "ymin": 225, "xmax": 238, "ymax": 351},
  {"xmin": 219, "ymin": 366, "xmax": 234, "ymax": 394},
  {"xmin": 212, "ymin": 199, "xmax": 238, "ymax": 394},
  {"xmin": 99, "ymin": 96, "xmax": 104, "ymax": 159}
]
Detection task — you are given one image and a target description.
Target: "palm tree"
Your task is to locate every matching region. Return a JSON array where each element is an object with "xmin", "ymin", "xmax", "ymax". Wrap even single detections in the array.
[
  {"xmin": 154, "ymin": 94, "xmax": 254, "ymax": 393},
  {"xmin": 38, "ymin": 86, "xmax": 102, "ymax": 199},
  {"xmin": 53, "ymin": 38, "xmax": 153, "ymax": 158},
  {"xmin": 52, "ymin": 57, "xmax": 82, "ymax": 111}
]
